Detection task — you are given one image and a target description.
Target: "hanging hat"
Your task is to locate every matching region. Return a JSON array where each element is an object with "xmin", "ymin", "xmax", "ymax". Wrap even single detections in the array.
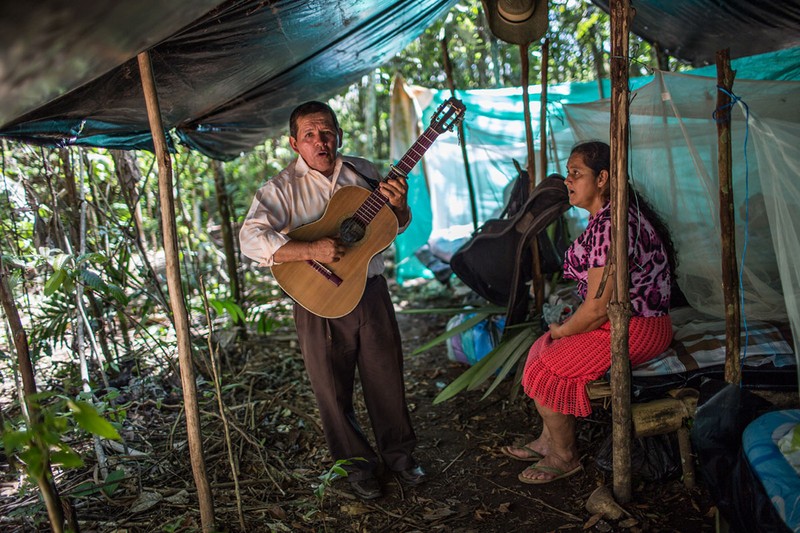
[{"xmin": 482, "ymin": 0, "xmax": 548, "ymax": 45}]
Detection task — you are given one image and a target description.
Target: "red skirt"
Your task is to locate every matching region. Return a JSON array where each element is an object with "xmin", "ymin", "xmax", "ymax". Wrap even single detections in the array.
[{"xmin": 521, "ymin": 315, "xmax": 673, "ymax": 417}]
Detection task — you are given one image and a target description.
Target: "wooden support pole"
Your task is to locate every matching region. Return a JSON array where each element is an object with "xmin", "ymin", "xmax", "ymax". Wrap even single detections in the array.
[
  {"xmin": 609, "ymin": 0, "xmax": 634, "ymax": 504},
  {"xmin": 538, "ymin": 38, "xmax": 549, "ymax": 182},
  {"xmin": 715, "ymin": 49, "xmax": 741, "ymax": 385},
  {"xmin": 0, "ymin": 262, "xmax": 66, "ymax": 533},
  {"xmin": 137, "ymin": 50, "xmax": 216, "ymax": 532},
  {"xmin": 441, "ymin": 36, "xmax": 479, "ymax": 231},
  {"xmin": 520, "ymin": 43, "xmax": 544, "ymax": 316},
  {"xmin": 520, "ymin": 43, "xmax": 537, "ymax": 185}
]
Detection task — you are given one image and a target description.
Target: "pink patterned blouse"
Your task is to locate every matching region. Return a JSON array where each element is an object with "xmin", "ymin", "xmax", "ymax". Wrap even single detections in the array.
[{"xmin": 563, "ymin": 203, "xmax": 671, "ymax": 317}]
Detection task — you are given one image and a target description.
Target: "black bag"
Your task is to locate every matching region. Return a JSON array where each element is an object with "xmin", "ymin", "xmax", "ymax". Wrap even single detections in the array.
[{"xmin": 449, "ymin": 170, "xmax": 571, "ymax": 323}]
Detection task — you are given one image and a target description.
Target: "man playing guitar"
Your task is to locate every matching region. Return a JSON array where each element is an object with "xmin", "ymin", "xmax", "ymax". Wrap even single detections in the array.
[{"xmin": 239, "ymin": 101, "xmax": 425, "ymax": 500}]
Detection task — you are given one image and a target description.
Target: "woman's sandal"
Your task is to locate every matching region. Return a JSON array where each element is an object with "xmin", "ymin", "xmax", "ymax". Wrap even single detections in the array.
[
  {"xmin": 500, "ymin": 444, "xmax": 544, "ymax": 462},
  {"xmin": 518, "ymin": 463, "xmax": 583, "ymax": 485}
]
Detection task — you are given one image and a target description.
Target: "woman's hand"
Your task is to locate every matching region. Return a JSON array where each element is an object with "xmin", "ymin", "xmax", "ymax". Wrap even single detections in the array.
[
  {"xmin": 548, "ymin": 266, "xmax": 611, "ymax": 338},
  {"xmin": 549, "ymin": 322, "xmax": 565, "ymax": 340}
]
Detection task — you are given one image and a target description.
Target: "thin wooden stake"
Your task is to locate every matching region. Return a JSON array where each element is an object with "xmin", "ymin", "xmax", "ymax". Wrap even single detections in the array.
[
  {"xmin": 520, "ymin": 43, "xmax": 544, "ymax": 316},
  {"xmin": 539, "ymin": 38, "xmax": 549, "ymax": 182},
  {"xmin": 715, "ymin": 49, "xmax": 741, "ymax": 385},
  {"xmin": 609, "ymin": 0, "xmax": 634, "ymax": 504},
  {"xmin": 441, "ymin": 35, "xmax": 479, "ymax": 230},
  {"xmin": 137, "ymin": 50, "xmax": 216, "ymax": 532},
  {"xmin": 200, "ymin": 276, "xmax": 246, "ymax": 531}
]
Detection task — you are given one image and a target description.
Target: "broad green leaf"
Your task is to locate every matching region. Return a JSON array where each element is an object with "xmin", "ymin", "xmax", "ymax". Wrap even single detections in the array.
[
  {"xmin": 398, "ymin": 305, "xmax": 506, "ymax": 315},
  {"xmin": 71, "ymin": 481, "xmax": 101, "ymax": 498},
  {"xmin": 50, "ymin": 447, "xmax": 84, "ymax": 469},
  {"xmin": 68, "ymin": 400, "xmax": 121, "ymax": 440},
  {"xmin": 482, "ymin": 328, "xmax": 537, "ymax": 399},
  {"xmin": 466, "ymin": 328, "xmax": 532, "ymax": 391},
  {"xmin": 432, "ymin": 349, "xmax": 497, "ymax": 405},
  {"xmin": 412, "ymin": 312, "xmax": 492, "ymax": 355},
  {"xmin": 77, "ymin": 252, "xmax": 107, "ymax": 265},
  {"xmin": 44, "ymin": 268, "xmax": 67, "ymax": 296},
  {"xmin": 51, "ymin": 252, "xmax": 72, "ymax": 271},
  {"xmin": 106, "ymin": 283, "xmax": 130, "ymax": 305},
  {"xmin": 102, "ymin": 468, "xmax": 126, "ymax": 497},
  {"xmin": 209, "ymin": 299, "xmax": 225, "ymax": 316},
  {"xmin": 20, "ymin": 446, "xmax": 45, "ymax": 480},
  {"xmin": 221, "ymin": 300, "xmax": 246, "ymax": 323},
  {"xmin": 2, "ymin": 428, "xmax": 31, "ymax": 453},
  {"xmin": 80, "ymin": 269, "xmax": 108, "ymax": 293}
]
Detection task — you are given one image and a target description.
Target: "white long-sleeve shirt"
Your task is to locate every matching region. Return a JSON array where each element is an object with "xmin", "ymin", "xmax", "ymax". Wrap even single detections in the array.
[{"xmin": 239, "ymin": 154, "xmax": 410, "ymax": 278}]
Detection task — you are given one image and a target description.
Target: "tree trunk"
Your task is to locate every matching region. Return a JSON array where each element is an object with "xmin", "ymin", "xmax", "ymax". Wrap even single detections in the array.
[
  {"xmin": 211, "ymin": 160, "xmax": 243, "ymax": 317},
  {"xmin": 137, "ymin": 50, "xmax": 216, "ymax": 532},
  {"xmin": 0, "ymin": 261, "xmax": 66, "ymax": 533},
  {"xmin": 110, "ymin": 150, "xmax": 172, "ymax": 322},
  {"xmin": 591, "ymin": 32, "xmax": 606, "ymax": 99}
]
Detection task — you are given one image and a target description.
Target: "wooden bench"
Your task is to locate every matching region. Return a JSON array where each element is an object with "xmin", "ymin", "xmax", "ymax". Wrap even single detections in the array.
[{"xmin": 587, "ymin": 380, "xmax": 699, "ymax": 488}]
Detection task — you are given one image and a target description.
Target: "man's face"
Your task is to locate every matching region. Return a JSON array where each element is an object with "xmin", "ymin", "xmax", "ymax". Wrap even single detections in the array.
[{"xmin": 289, "ymin": 111, "xmax": 342, "ymax": 176}]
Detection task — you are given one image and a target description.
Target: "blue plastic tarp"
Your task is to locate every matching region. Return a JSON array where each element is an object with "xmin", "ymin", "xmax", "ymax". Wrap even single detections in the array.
[{"xmin": 0, "ymin": 0, "xmax": 458, "ymax": 160}]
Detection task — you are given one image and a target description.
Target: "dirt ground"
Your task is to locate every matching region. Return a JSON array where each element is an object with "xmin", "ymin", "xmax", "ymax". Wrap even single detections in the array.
[{"xmin": 0, "ymin": 278, "xmax": 718, "ymax": 532}]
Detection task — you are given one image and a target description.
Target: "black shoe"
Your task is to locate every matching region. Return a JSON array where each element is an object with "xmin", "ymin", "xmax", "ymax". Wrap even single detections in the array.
[
  {"xmin": 396, "ymin": 465, "xmax": 427, "ymax": 487},
  {"xmin": 348, "ymin": 477, "xmax": 382, "ymax": 500}
]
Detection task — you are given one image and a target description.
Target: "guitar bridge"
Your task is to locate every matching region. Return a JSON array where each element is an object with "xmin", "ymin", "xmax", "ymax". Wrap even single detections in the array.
[{"xmin": 306, "ymin": 260, "xmax": 343, "ymax": 286}]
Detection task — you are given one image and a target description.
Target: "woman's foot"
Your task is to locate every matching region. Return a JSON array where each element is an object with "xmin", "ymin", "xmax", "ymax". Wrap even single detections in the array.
[
  {"xmin": 500, "ymin": 444, "xmax": 543, "ymax": 462},
  {"xmin": 500, "ymin": 436, "xmax": 549, "ymax": 461},
  {"xmin": 518, "ymin": 453, "xmax": 582, "ymax": 484}
]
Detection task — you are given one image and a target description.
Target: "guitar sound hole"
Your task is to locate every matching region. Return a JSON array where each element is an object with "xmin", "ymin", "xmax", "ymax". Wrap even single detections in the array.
[{"xmin": 339, "ymin": 218, "xmax": 366, "ymax": 245}]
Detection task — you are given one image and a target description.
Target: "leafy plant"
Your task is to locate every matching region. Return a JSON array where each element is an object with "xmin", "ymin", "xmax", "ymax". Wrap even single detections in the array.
[
  {"xmin": 313, "ymin": 458, "xmax": 365, "ymax": 533},
  {"xmin": 433, "ymin": 322, "xmax": 539, "ymax": 405},
  {"xmin": 2, "ymin": 393, "xmax": 121, "ymax": 484},
  {"xmin": 407, "ymin": 305, "xmax": 506, "ymax": 355}
]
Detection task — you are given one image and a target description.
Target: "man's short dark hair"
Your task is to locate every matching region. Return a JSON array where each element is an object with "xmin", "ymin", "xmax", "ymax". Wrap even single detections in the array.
[{"xmin": 289, "ymin": 101, "xmax": 340, "ymax": 139}]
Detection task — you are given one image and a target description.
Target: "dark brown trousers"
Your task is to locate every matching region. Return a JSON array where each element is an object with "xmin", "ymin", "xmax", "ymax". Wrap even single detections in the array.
[{"xmin": 293, "ymin": 275, "xmax": 417, "ymax": 480}]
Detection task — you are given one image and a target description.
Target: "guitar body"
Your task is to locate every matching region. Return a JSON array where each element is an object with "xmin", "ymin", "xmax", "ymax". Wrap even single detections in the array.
[
  {"xmin": 270, "ymin": 96, "xmax": 465, "ymax": 318},
  {"xmin": 271, "ymin": 186, "xmax": 399, "ymax": 318}
]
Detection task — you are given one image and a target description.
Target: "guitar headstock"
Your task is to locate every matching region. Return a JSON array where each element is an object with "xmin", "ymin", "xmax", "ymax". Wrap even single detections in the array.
[{"xmin": 430, "ymin": 96, "xmax": 466, "ymax": 134}]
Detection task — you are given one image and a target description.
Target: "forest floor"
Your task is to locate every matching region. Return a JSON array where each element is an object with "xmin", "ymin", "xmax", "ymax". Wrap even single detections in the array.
[{"xmin": 0, "ymin": 277, "xmax": 720, "ymax": 532}]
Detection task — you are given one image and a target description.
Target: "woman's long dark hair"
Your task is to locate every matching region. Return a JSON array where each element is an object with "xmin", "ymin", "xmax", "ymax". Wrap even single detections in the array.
[{"xmin": 570, "ymin": 141, "xmax": 679, "ymax": 281}]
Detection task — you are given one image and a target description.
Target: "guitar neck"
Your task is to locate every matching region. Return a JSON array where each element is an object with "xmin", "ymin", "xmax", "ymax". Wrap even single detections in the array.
[
  {"xmin": 351, "ymin": 125, "xmax": 441, "ymax": 226},
  {"xmin": 385, "ymin": 125, "xmax": 440, "ymax": 182}
]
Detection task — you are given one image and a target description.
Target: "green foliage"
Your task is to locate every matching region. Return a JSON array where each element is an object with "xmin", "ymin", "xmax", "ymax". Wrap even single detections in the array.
[
  {"xmin": 2, "ymin": 395, "xmax": 120, "ymax": 484},
  {"xmin": 71, "ymin": 468, "xmax": 125, "ymax": 499},
  {"xmin": 408, "ymin": 305, "xmax": 506, "ymax": 355},
  {"xmin": 314, "ymin": 458, "xmax": 366, "ymax": 501},
  {"xmin": 208, "ymin": 298, "xmax": 246, "ymax": 324},
  {"xmin": 433, "ymin": 323, "xmax": 538, "ymax": 404}
]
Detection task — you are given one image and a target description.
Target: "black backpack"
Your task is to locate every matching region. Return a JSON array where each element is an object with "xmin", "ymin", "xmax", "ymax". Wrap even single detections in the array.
[{"xmin": 450, "ymin": 169, "xmax": 571, "ymax": 325}]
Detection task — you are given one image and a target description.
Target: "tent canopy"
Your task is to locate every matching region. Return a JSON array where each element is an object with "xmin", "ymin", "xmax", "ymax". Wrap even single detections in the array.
[
  {"xmin": 0, "ymin": 0, "xmax": 458, "ymax": 160},
  {"xmin": 592, "ymin": 0, "xmax": 800, "ymax": 67},
  {"xmin": 2, "ymin": 0, "xmax": 799, "ymax": 160}
]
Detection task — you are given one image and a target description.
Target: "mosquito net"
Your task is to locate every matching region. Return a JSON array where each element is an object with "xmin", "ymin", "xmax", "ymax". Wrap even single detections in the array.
[{"xmin": 391, "ymin": 47, "xmax": 800, "ymax": 369}]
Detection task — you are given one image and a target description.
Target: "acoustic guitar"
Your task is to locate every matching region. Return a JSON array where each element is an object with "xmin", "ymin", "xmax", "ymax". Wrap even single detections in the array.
[{"xmin": 271, "ymin": 97, "xmax": 466, "ymax": 318}]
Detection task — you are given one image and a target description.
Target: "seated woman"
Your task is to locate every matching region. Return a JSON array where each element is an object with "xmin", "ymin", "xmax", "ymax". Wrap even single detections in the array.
[{"xmin": 501, "ymin": 140, "xmax": 678, "ymax": 484}]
